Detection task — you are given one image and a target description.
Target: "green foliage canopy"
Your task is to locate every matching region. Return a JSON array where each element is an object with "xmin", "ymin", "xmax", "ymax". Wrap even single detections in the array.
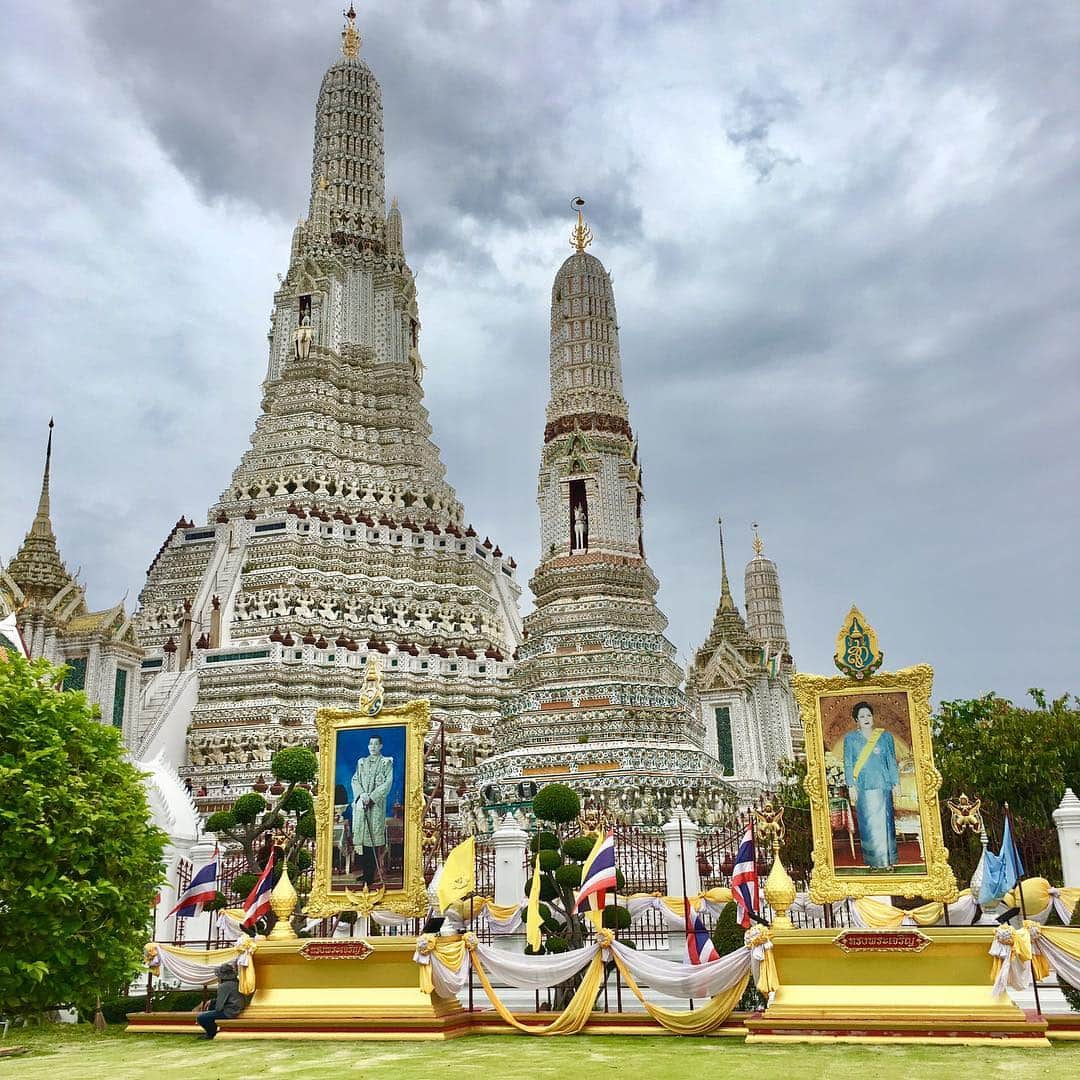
[
  {"xmin": 271, "ymin": 747, "xmax": 318, "ymax": 784},
  {"xmin": 0, "ymin": 656, "xmax": 166, "ymax": 1015},
  {"xmin": 533, "ymin": 783, "xmax": 580, "ymax": 824}
]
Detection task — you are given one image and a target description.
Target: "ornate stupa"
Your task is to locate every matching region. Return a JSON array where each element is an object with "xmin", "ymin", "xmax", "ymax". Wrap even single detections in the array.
[
  {"xmin": 473, "ymin": 205, "xmax": 733, "ymax": 828},
  {"xmin": 131, "ymin": 9, "xmax": 521, "ymax": 814},
  {"xmin": 687, "ymin": 521, "xmax": 801, "ymax": 798}
]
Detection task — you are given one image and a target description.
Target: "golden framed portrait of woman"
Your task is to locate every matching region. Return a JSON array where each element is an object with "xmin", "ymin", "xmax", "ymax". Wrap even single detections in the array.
[{"xmin": 794, "ymin": 662, "xmax": 958, "ymax": 903}]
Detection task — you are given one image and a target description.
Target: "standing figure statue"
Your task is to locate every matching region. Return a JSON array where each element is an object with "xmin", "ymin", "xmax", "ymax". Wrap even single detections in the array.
[
  {"xmin": 843, "ymin": 700, "xmax": 899, "ymax": 869},
  {"xmin": 572, "ymin": 504, "xmax": 587, "ymax": 551},
  {"xmin": 294, "ymin": 312, "xmax": 314, "ymax": 360},
  {"xmin": 351, "ymin": 735, "xmax": 394, "ymax": 885}
]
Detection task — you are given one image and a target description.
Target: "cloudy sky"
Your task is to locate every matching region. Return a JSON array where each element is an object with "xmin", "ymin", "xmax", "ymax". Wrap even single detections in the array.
[{"xmin": 3, "ymin": 1, "xmax": 1077, "ymax": 705}]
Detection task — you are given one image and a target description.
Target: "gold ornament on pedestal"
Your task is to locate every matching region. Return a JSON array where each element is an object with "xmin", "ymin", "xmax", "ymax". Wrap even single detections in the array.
[
  {"xmin": 268, "ymin": 835, "xmax": 299, "ymax": 940},
  {"xmin": 755, "ymin": 801, "xmax": 796, "ymax": 931}
]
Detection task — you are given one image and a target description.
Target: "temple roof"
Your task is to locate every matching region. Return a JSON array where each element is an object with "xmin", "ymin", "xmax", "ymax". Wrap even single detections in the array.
[
  {"xmin": 6, "ymin": 421, "xmax": 83, "ymax": 611},
  {"xmin": 695, "ymin": 518, "xmax": 756, "ymax": 662}
]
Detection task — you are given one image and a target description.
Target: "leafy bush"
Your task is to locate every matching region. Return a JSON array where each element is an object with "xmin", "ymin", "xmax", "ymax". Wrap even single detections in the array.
[
  {"xmin": 230, "ymin": 872, "xmax": 259, "ymax": 898},
  {"xmin": 538, "ymin": 849, "xmax": 563, "ymax": 872},
  {"xmin": 530, "ymin": 830, "xmax": 560, "ymax": 853},
  {"xmin": 539, "ymin": 876, "xmax": 559, "ymax": 903},
  {"xmin": 710, "ymin": 901, "xmax": 766, "ymax": 1012},
  {"xmin": 95, "ymin": 990, "xmax": 205, "ymax": 1025},
  {"xmin": 280, "ymin": 787, "xmax": 314, "ymax": 814},
  {"xmin": 297, "ymin": 811, "xmax": 317, "ymax": 839},
  {"xmin": 0, "ymin": 656, "xmax": 166, "ymax": 1016},
  {"xmin": 554, "ymin": 863, "xmax": 582, "ymax": 889},
  {"xmin": 562, "ymin": 834, "xmax": 597, "ymax": 861},
  {"xmin": 205, "ymin": 810, "xmax": 237, "ymax": 833},
  {"xmin": 231, "ymin": 792, "xmax": 266, "ymax": 824},
  {"xmin": 271, "ymin": 746, "xmax": 318, "ymax": 783},
  {"xmin": 545, "ymin": 935, "xmax": 569, "ymax": 953},
  {"xmin": 533, "ymin": 784, "xmax": 580, "ymax": 825},
  {"xmin": 601, "ymin": 905, "xmax": 632, "ymax": 930}
]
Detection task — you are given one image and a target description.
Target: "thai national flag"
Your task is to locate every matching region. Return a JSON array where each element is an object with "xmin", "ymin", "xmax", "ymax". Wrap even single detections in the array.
[
  {"xmin": 686, "ymin": 909, "xmax": 720, "ymax": 964},
  {"xmin": 574, "ymin": 831, "xmax": 617, "ymax": 915},
  {"xmin": 241, "ymin": 849, "xmax": 277, "ymax": 928},
  {"xmin": 166, "ymin": 846, "xmax": 219, "ymax": 918},
  {"xmin": 731, "ymin": 826, "xmax": 759, "ymax": 929}
]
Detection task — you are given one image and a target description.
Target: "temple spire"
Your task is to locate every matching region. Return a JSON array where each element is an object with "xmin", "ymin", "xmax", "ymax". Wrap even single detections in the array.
[
  {"xmin": 718, "ymin": 516, "xmax": 734, "ymax": 612},
  {"xmin": 32, "ymin": 418, "xmax": 54, "ymax": 534},
  {"xmin": 341, "ymin": 4, "xmax": 361, "ymax": 58},
  {"xmin": 752, "ymin": 520, "xmax": 764, "ymax": 557},
  {"xmin": 569, "ymin": 196, "xmax": 593, "ymax": 254}
]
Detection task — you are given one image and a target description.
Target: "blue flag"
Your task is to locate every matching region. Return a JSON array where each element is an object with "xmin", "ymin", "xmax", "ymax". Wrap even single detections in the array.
[{"xmin": 978, "ymin": 817, "xmax": 1025, "ymax": 907}]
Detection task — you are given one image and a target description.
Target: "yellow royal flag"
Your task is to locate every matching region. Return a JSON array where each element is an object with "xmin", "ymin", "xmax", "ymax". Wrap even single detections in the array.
[
  {"xmin": 436, "ymin": 835, "xmax": 476, "ymax": 914},
  {"xmin": 526, "ymin": 854, "xmax": 543, "ymax": 952}
]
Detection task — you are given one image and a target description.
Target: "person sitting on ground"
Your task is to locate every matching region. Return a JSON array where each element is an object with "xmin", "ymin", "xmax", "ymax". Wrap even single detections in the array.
[{"xmin": 196, "ymin": 960, "xmax": 247, "ymax": 1039}]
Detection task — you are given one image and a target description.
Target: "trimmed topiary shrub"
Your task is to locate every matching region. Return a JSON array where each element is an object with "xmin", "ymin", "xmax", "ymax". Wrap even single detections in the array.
[
  {"xmin": 297, "ymin": 811, "xmax": 317, "ymax": 839},
  {"xmin": 539, "ymin": 876, "xmax": 559, "ymax": 903},
  {"xmin": 231, "ymin": 792, "xmax": 266, "ymax": 824},
  {"xmin": 205, "ymin": 810, "xmax": 237, "ymax": 833},
  {"xmin": 271, "ymin": 746, "xmax": 318, "ymax": 783},
  {"xmin": 280, "ymin": 787, "xmax": 314, "ymax": 814},
  {"xmin": 530, "ymin": 830, "xmax": 560, "ymax": 853},
  {"xmin": 554, "ymin": 863, "xmax": 582, "ymax": 889},
  {"xmin": 533, "ymin": 783, "xmax": 580, "ymax": 825},
  {"xmin": 538, "ymin": 849, "xmax": 563, "ymax": 872},
  {"xmin": 601, "ymin": 904, "xmax": 632, "ymax": 931},
  {"xmin": 230, "ymin": 872, "xmax": 259, "ymax": 899},
  {"xmin": 561, "ymin": 834, "xmax": 597, "ymax": 862},
  {"xmin": 710, "ymin": 901, "xmax": 766, "ymax": 1011},
  {"xmin": 545, "ymin": 935, "xmax": 569, "ymax": 953}
]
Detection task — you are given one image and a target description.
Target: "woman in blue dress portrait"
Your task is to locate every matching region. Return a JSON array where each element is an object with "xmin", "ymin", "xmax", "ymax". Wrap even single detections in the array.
[{"xmin": 843, "ymin": 700, "xmax": 899, "ymax": 868}]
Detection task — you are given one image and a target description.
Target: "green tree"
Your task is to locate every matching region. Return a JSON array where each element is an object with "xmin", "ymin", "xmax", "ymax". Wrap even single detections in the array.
[
  {"xmin": 710, "ymin": 901, "xmax": 766, "ymax": 1012},
  {"xmin": 934, "ymin": 691, "xmax": 1077, "ymax": 881},
  {"xmin": 0, "ymin": 655, "xmax": 166, "ymax": 1016}
]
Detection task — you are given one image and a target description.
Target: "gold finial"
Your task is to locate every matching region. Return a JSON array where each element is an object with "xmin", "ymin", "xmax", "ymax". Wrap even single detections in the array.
[
  {"xmin": 569, "ymin": 196, "xmax": 592, "ymax": 253},
  {"xmin": 341, "ymin": 4, "xmax": 361, "ymax": 59},
  {"xmin": 358, "ymin": 654, "xmax": 384, "ymax": 716},
  {"xmin": 752, "ymin": 521, "xmax": 764, "ymax": 557}
]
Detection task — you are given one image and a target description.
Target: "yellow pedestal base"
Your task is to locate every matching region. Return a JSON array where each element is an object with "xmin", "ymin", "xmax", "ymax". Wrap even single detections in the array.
[{"xmin": 746, "ymin": 927, "xmax": 1049, "ymax": 1046}]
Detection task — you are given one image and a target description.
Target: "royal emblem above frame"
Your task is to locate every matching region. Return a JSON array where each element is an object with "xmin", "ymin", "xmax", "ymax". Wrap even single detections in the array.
[
  {"xmin": 795, "ymin": 608, "xmax": 958, "ymax": 904},
  {"xmin": 306, "ymin": 678, "xmax": 430, "ymax": 919}
]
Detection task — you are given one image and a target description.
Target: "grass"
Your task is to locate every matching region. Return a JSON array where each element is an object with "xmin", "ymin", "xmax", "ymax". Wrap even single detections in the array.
[{"xmin": 2, "ymin": 1024, "xmax": 1078, "ymax": 1080}]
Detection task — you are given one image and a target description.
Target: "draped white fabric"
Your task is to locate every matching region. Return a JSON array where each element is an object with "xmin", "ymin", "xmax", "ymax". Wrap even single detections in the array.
[
  {"xmin": 788, "ymin": 894, "xmax": 846, "ymax": 923},
  {"xmin": 989, "ymin": 928, "xmax": 1032, "ymax": 997},
  {"xmin": 371, "ymin": 909, "xmax": 415, "ymax": 929},
  {"xmin": 474, "ymin": 940, "xmax": 602, "ymax": 990},
  {"xmin": 1032, "ymin": 928, "xmax": 1080, "ymax": 989},
  {"xmin": 151, "ymin": 944, "xmax": 246, "ymax": 987},
  {"xmin": 1052, "ymin": 890, "xmax": 1076, "ymax": 924},
  {"xmin": 849, "ymin": 891, "xmax": 979, "ymax": 929},
  {"xmin": 609, "ymin": 939, "xmax": 749, "ymax": 998}
]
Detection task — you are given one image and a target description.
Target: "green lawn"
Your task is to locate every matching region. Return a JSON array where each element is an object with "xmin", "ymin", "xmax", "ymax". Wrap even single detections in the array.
[{"xmin": 2, "ymin": 1025, "xmax": 1078, "ymax": 1080}]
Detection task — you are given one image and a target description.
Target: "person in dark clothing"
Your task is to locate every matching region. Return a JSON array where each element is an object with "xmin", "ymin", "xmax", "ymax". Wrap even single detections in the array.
[{"xmin": 195, "ymin": 961, "xmax": 247, "ymax": 1039}]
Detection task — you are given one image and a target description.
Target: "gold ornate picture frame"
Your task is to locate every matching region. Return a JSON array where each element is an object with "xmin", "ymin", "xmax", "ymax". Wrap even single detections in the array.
[
  {"xmin": 306, "ymin": 699, "xmax": 430, "ymax": 918},
  {"xmin": 795, "ymin": 663, "xmax": 958, "ymax": 903}
]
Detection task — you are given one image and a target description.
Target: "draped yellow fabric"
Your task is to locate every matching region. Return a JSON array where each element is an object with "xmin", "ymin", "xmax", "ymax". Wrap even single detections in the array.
[
  {"xmin": 417, "ymin": 936, "xmax": 467, "ymax": 996},
  {"xmin": 755, "ymin": 945, "xmax": 780, "ymax": 996},
  {"xmin": 468, "ymin": 946, "xmax": 604, "ymax": 1035},
  {"xmin": 437, "ymin": 836, "xmax": 476, "ymax": 913},
  {"xmin": 1023, "ymin": 922, "xmax": 1051, "ymax": 982},
  {"xmin": 487, "ymin": 900, "xmax": 525, "ymax": 922},
  {"xmin": 1060, "ymin": 888, "xmax": 1080, "ymax": 921},
  {"xmin": 854, "ymin": 896, "xmax": 946, "ymax": 928},
  {"xmin": 1041, "ymin": 926, "xmax": 1080, "ymax": 960},
  {"xmin": 1004, "ymin": 877, "xmax": 1051, "ymax": 915},
  {"xmin": 702, "ymin": 887, "xmax": 734, "ymax": 906},
  {"xmin": 610, "ymin": 951, "xmax": 749, "ymax": 1035}
]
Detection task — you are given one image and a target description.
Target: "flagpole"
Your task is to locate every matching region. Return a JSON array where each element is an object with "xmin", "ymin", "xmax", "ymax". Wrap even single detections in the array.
[{"xmin": 1005, "ymin": 803, "xmax": 1041, "ymax": 1016}]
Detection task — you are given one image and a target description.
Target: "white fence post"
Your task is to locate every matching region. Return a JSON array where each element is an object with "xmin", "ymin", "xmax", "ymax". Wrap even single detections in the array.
[
  {"xmin": 492, "ymin": 814, "xmax": 529, "ymax": 906},
  {"xmin": 662, "ymin": 813, "xmax": 700, "ymax": 960},
  {"xmin": 1054, "ymin": 788, "xmax": 1080, "ymax": 888}
]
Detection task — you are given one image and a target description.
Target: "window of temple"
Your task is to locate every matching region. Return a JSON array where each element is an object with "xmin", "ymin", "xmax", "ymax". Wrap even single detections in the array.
[
  {"xmin": 569, "ymin": 479, "xmax": 589, "ymax": 552},
  {"xmin": 113, "ymin": 667, "xmax": 128, "ymax": 729},
  {"xmin": 64, "ymin": 656, "xmax": 87, "ymax": 692},
  {"xmin": 715, "ymin": 706, "xmax": 734, "ymax": 774}
]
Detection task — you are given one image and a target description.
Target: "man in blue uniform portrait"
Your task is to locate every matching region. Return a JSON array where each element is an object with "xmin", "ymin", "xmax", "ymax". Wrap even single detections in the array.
[{"xmin": 843, "ymin": 700, "xmax": 899, "ymax": 869}]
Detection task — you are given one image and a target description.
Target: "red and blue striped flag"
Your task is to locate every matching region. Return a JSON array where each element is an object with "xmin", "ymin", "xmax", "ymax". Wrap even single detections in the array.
[
  {"xmin": 686, "ymin": 908, "xmax": 719, "ymax": 964},
  {"xmin": 574, "ymin": 830, "xmax": 617, "ymax": 916},
  {"xmin": 166, "ymin": 846, "xmax": 219, "ymax": 918},
  {"xmin": 241, "ymin": 849, "xmax": 277, "ymax": 928},
  {"xmin": 731, "ymin": 826, "xmax": 759, "ymax": 929}
]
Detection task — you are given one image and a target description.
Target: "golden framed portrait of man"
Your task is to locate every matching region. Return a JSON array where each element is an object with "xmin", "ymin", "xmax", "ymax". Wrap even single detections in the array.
[
  {"xmin": 794, "ymin": 660, "xmax": 958, "ymax": 903},
  {"xmin": 305, "ymin": 698, "xmax": 430, "ymax": 918}
]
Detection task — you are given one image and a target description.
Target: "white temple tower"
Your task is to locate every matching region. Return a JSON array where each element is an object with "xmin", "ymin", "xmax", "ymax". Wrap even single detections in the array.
[
  {"xmin": 688, "ymin": 522, "xmax": 801, "ymax": 799},
  {"xmin": 131, "ymin": 10, "xmax": 521, "ymax": 816},
  {"xmin": 475, "ymin": 208, "xmax": 733, "ymax": 825}
]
